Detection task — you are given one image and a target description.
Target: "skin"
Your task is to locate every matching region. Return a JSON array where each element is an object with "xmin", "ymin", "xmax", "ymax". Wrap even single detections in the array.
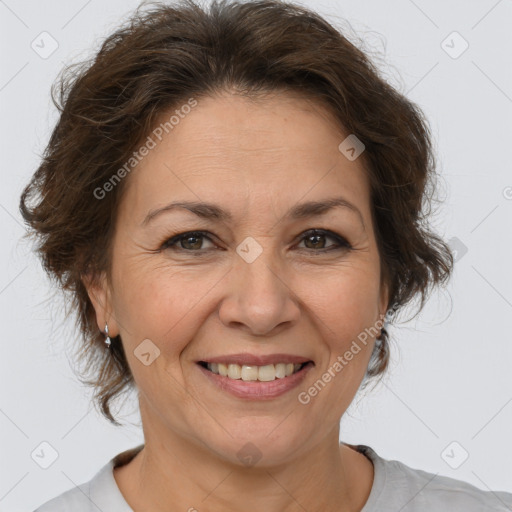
[{"xmin": 84, "ymin": 91, "xmax": 389, "ymax": 512}]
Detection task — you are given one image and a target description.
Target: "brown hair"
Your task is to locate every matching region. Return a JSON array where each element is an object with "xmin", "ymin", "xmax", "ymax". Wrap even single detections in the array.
[{"xmin": 19, "ymin": 0, "xmax": 453, "ymax": 425}]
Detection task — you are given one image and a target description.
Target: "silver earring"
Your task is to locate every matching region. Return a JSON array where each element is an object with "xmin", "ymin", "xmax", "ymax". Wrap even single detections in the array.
[{"xmin": 104, "ymin": 323, "xmax": 111, "ymax": 348}]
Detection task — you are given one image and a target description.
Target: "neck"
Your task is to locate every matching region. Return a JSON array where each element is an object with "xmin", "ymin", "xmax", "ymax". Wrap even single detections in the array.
[{"xmin": 114, "ymin": 404, "xmax": 373, "ymax": 512}]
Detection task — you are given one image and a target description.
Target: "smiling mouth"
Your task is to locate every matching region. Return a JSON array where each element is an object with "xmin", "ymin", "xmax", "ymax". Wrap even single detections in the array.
[{"xmin": 197, "ymin": 361, "xmax": 313, "ymax": 382}]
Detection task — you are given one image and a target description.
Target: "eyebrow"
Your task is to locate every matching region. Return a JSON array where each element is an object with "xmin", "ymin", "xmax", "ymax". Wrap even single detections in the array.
[{"xmin": 142, "ymin": 196, "xmax": 365, "ymax": 230}]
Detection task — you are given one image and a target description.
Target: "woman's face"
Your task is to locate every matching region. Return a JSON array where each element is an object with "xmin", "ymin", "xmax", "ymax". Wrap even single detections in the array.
[{"xmin": 87, "ymin": 92, "xmax": 388, "ymax": 465}]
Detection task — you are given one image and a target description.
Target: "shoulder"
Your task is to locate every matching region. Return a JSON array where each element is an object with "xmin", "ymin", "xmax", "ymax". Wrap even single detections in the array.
[
  {"xmin": 32, "ymin": 478, "xmax": 96, "ymax": 511},
  {"xmin": 355, "ymin": 444, "xmax": 512, "ymax": 512},
  {"xmin": 32, "ymin": 445, "xmax": 143, "ymax": 511},
  {"xmin": 385, "ymin": 457, "xmax": 512, "ymax": 511},
  {"xmin": 32, "ymin": 460, "xmax": 116, "ymax": 512}
]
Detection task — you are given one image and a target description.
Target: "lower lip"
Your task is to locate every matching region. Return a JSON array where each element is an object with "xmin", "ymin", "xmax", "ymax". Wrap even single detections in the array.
[{"xmin": 196, "ymin": 362, "xmax": 314, "ymax": 400}]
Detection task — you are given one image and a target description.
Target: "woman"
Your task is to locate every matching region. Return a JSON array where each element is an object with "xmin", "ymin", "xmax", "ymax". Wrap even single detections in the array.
[{"xmin": 20, "ymin": 0, "xmax": 512, "ymax": 510}]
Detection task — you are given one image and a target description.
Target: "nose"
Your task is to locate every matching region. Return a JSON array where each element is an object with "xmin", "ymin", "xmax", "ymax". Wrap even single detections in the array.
[{"xmin": 217, "ymin": 247, "xmax": 301, "ymax": 337}]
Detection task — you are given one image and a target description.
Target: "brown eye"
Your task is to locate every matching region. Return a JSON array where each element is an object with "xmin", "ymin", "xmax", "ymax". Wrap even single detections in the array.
[
  {"xmin": 297, "ymin": 229, "xmax": 351, "ymax": 252},
  {"xmin": 161, "ymin": 229, "xmax": 351, "ymax": 255},
  {"xmin": 303, "ymin": 232, "xmax": 327, "ymax": 250},
  {"xmin": 180, "ymin": 233, "xmax": 205, "ymax": 250},
  {"xmin": 162, "ymin": 231, "xmax": 216, "ymax": 252}
]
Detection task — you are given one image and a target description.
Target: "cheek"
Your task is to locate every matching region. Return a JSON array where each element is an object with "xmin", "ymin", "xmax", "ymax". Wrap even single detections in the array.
[
  {"xmin": 111, "ymin": 266, "xmax": 215, "ymax": 395},
  {"xmin": 112, "ymin": 261, "xmax": 221, "ymax": 347},
  {"xmin": 305, "ymin": 264, "xmax": 381, "ymax": 334},
  {"xmin": 302, "ymin": 265, "xmax": 381, "ymax": 387}
]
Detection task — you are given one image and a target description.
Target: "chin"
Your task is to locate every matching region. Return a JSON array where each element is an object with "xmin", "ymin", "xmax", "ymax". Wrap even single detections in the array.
[{"xmin": 206, "ymin": 425, "xmax": 309, "ymax": 469}]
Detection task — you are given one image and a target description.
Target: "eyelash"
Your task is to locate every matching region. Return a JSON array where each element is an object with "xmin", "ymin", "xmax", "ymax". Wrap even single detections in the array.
[{"xmin": 160, "ymin": 229, "xmax": 352, "ymax": 255}]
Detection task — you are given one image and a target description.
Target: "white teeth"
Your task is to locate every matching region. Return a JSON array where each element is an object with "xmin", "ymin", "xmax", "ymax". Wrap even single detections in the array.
[
  {"xmin": 274, "ymin": 363, "xmax": 286, "ymax": 379},
  {"xmin": 218, "ymin": 363, "xmax": 227, "ymax": 377},
  {"xmin": 228, "ymin": 364, "xmax": 241, "ymax": 379},
  {"xmin": 255, "ymin": 365, "xmax": 275, "ymax": 381},
  {"xmin": 241, "ymin": 365, "xmax": 258, "ymax": 381},
  {"xmin": 206, "ymin": 362, "xmax": 305, "ymax": 381}
]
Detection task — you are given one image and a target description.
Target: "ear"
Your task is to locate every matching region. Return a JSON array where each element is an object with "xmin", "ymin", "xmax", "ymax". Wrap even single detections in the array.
[{"xmin": 81, "ymin": 270, "xmax": 119, "ymax": 336}]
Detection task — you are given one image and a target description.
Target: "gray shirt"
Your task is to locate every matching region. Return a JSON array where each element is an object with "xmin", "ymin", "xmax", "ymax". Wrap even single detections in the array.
[{"xmin": 33, "ymin": 443, "xmax": 512, "ymax": 511}]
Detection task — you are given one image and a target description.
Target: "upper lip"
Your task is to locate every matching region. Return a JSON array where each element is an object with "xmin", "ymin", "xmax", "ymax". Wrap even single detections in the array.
[{"xmin": 198, "ymin": 353, "xmax": 313, "ymax": 366}]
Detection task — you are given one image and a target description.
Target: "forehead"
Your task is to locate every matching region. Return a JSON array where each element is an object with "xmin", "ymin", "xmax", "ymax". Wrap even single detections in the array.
[{"xmin": 119, "ymin": 92, "xmax": 371, "ymax": 224}]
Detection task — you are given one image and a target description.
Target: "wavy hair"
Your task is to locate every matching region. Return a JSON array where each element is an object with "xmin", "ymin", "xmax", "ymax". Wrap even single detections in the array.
[{"xmin": 20, "ymin": 0, "xmax": 453, "ymax": 425}]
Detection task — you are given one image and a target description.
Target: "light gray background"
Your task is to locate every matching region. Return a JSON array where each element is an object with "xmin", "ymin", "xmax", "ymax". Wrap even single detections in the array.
[{"xmin": 1, "ymin": 0, "xmax": 511, "ymax": 510}]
